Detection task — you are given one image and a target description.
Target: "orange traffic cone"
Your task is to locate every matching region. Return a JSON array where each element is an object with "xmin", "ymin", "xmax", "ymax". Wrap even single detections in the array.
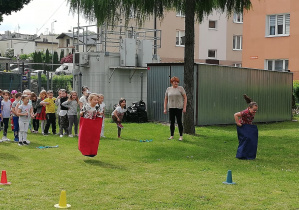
[
  {"xmin": 54, "ymin": 190, "xmax": 71, "ymax": 208},
  {"xmin": 0, "ymin": 170, "xmax": 11, "ymax": 185}
]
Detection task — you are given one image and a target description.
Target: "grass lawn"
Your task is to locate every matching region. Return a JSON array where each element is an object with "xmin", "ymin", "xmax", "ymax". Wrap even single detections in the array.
[{"xmin": 0, "ymin": 118, "xmax": 298, "ymax": 209}]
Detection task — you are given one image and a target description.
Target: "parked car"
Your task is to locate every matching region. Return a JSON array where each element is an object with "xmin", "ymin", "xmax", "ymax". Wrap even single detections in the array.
[
  {"xmin": 11, "ymin": 67, "xmax": 32, "ymax": 75},
  {"xmin": 31, "ymin": 70, "xmax": 45, "ymax": 76},
  {"xmin": 10, "ymin": 63, "xmax": 30, "ymax": 70},
  {"xmin": 55, "ymin": 63, "xmax": 73, "ymax": 75}
]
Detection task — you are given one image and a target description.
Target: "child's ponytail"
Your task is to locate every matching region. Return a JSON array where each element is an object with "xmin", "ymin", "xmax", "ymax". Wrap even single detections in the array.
[{"xmin": 243, "ymin": 94, "xmax": 258, "ymax": 108}]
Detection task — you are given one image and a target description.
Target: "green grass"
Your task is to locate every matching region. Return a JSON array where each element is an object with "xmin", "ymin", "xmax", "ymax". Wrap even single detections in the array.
[{"xmin": 0, "ymin": 119, "xmax": 298, "ymax": 209}]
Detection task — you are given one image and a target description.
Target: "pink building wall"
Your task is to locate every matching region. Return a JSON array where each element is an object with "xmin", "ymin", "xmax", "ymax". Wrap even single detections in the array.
[{"xmin": 242, "ymin": 0, "xmax": 299, "ymax": 80}]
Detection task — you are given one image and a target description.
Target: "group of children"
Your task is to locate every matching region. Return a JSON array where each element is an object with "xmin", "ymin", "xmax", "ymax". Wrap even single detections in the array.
[{"xmin": 0, "ymin": 86, "xmax": 130, "ymax": 146}]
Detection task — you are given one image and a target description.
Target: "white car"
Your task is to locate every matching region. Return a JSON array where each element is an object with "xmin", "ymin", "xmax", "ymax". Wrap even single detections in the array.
[
  {"xmin": 31, "ymin": 70, "xmax": 45, "ymax": 76},
  {"xmin": 55, "ymin": 63, "xmax": 73, "ymax": 75}
]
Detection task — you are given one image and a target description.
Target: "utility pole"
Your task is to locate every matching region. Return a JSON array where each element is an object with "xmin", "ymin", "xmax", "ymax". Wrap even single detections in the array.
[{"xmin": 51, "ymin": 20, "xmax": 57, "ymax": 71}]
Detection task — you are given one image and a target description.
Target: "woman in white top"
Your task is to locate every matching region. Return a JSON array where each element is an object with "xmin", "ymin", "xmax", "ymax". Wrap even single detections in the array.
[{"xmin": 164, "ymin": 76, "xmax": 187, "ymax": 141}]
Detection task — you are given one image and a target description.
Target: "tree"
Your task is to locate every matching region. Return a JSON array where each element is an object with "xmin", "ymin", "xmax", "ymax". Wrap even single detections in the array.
[
  {"xmin": 53, "ymin": 51, "xmax": 59, "ymax": 64},
  {"xmin": 45, "ymin": 49, "xmax": 50, "ymax": 71},
  {"xmin": 37, "ymin": 51, "xmax": 43, "ymax": 70},
  {"xmin": 60, "ymin": 50, "xmax": 65, "ymax": 62},
  {"xmin": 4, "ymin": 48, "xmax": 14, "ymax": 58},
  {"xmin": 68, "ymin": 0, "xmax": 252, "ymax": 135},
  {"xmin": 0, "ymin": 0, "xmax": 31, "ymax": 23}
]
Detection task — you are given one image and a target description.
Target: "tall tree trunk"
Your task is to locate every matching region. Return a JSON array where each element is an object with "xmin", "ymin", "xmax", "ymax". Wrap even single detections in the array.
[{"xmin": 183, "ymin": 0, "xmax": 195, "ymax": 135}]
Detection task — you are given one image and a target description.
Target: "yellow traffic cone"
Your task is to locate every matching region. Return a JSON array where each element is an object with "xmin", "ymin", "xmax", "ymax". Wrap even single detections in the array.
[{"xmin": 54, "ymin": 190, "xmax": 71, "ymax": 208}]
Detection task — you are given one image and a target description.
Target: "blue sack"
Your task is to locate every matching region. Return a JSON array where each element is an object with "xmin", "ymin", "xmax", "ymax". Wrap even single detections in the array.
[{"xmin": 236, "ymin": 124, "xmax": 258, "ymax": 160}]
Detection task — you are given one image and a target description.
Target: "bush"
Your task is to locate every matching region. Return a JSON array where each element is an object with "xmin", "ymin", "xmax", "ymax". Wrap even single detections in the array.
[
  {"xmin": 293, "ymin": 81, "xmax": 299, "ymax": 103},
  {"xmin": 31, "ymin": 74, "xmax": 73, "ymax": 95}
]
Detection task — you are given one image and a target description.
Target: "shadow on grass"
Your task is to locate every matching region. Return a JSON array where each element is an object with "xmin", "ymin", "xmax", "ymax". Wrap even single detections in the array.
[
  {"xmin": 84, "ymin": 159, "xmax": 126, "ymax": 170},
  {"xmin": 0, "ymin": 152, "xmax": 20, "ymax": 160}
]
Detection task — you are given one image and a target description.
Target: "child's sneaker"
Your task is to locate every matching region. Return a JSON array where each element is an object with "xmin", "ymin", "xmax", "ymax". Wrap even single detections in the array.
[
  {"xmin": 43, "ymin": 133, "xmax": 49, "ymax": 136},
  {"xmin": 117, "ymin": 123, "xmax": 124, "ymax": 129},
  {"xmin": 23, "ymin": 141, "xmax": 29, "ymax": 145},
  {"xmin": 24, "ymin": 140, "xmax": 30, "ymax": 144},
  {"xmin": 18, "ymin": 141, "xmax": 24, "ymax": 146},
  {"xmin": 68, "ymin": 134, "xmax": 73, "ymax": 138},
  {"xmin": 60, "ymin": 135, "xmax": 63, "ymax": 138},
  {"xmin": 2, "ymin": 136, "xmax": 10, "ymax": 141},
  {"xmin": 14, "ymin": 138, "xmax": 19, "ymax": 142}
]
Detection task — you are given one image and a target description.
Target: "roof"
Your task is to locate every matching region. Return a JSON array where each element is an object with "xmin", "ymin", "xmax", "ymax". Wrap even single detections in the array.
[{"xmin": 56, "ymin": 33, "xmax": 98, "ymax": 45}]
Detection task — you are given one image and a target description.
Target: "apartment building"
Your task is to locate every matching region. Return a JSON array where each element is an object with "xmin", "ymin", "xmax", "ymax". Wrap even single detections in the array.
[
  {"xmin": 199, "ymin": 10, "xmax": 243, "ymax": 66},
  {"xmin": 242, "ymin": 0, "xmax": 299, "ymax": 79},
  {"xmin": 0, "ymin": 31, "xmax": 36, "ymax": 56},
  {"xmin": 137, "ymin": 10, "xmax": 243, "ymax": 66},
  {"xmin": 0, "ymin": 31, "xmax": 59, "ymax": 57}
]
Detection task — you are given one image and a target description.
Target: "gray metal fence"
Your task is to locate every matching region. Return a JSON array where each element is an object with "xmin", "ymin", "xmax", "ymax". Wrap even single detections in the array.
[
  {"xmin": 147, "ymin": 63, "xmax": 293, "ymax": 125},
  {"xmin": 0, "ymin": 72, "xmax": 22, "ymax": 92}
]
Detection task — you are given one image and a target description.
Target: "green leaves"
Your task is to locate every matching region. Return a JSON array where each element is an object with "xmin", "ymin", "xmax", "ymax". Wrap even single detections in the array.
[
  {"xmin": 67, "ymin": 0, "xmax": 252, "ymax": 25},
  {"xmin": 0, "ymin": 0, "xmax": 31, "ymax": 15}
]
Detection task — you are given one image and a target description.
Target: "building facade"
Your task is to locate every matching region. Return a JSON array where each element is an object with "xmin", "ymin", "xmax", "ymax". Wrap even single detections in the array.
[
  {"xmin": 0, "ymin": 31, "xmax": 60, "ymax": 57},
  {"xmin": 199, "ymin": 10, "xmax": 243, "ymax": 66},
  {"xmin": 137, "ymin": 10, "xmax": 243, "ymax": 66},
  {"xmin": 242, "ymin": 0, "xmax": 299, "ymax": 79}
]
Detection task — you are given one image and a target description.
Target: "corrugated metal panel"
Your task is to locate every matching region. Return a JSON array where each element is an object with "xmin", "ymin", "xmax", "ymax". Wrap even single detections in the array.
[
  {"xmin": 197, "ymin": 64, "xmax": 292, "ymax": 125},
  {"xmin": 147, "ymin": 64, "xmax": 197, "ymax": 122},
  {"xmin": 147, "ymin": 65, "xmax": 170, "ymax": 122},
  {"xmin": 171, "ymin": 65, "xmax": 184, "ymax": 81},
  {"xmin": 147, "ymin": 63, "xmax": 292, "ymax": 125}
]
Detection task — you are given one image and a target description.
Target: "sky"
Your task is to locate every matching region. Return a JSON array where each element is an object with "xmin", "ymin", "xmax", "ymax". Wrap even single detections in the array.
[{"xmin": 0, "ymin": 0, "xmax": 94, "ymax": 35}]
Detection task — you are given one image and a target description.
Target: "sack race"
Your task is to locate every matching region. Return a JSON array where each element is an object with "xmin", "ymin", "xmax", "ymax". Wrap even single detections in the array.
[
  {"xmin": 78, "ymin": 117, "xmax": 103, "ymax": 157},
  {"xmin": 236, "ymin": 124, "xmax": 258, "ymax": 160}
]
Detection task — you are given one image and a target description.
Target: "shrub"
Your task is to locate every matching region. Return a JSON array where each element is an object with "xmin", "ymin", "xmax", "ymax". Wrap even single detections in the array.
[
  {"xmin": 31, "ymin": 74, "xmax": 73, "ymax": 95},
  {"xmin": 293, "ymin": 80, "xmax": 299, "ymax": 103}
]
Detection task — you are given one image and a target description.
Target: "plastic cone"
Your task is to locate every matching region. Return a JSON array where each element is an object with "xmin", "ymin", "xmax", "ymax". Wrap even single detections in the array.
[
  {"xmin": 54, "ymin": 190, "xmax": 71, "ymax": 208},
  {"xmin": 0, "ymin": 170, "xmax": 11, "ymax": 185},
  {"xmin": 223, "ymin": 170, "xmax": 236, "ymax": 185}
]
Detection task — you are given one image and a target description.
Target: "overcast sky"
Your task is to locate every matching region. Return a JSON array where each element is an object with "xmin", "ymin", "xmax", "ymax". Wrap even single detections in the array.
[{"xmin": 0, "ymin": 0, "xmax": 94, "ymax": 35}]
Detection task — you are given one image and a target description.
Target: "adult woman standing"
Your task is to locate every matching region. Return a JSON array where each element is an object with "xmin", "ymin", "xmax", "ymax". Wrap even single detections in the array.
[{"xmin": 164, "ymin": 76, "xmax": 187, "ymax": 141}]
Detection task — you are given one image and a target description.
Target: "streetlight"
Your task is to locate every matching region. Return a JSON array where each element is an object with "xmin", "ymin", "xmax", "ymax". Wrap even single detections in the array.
[{"xmin": 51, "ymin": 20, "xmax": 57, "ymax": 71}]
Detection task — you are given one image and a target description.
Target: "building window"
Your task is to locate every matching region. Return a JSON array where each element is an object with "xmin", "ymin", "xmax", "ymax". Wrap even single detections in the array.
[
  {"xmin": 176, "ymin": 10, "xmax": 185, "ymax": 17},
  {"xmin": 129, "ymin": 7, "xmax": 136, "ymax": 18},
  {"xmin": 208, "ymin": 49, "xmax": 217, "ymax": 58},
  {"xmin": 266, "ymin": 59, "xmax": 289, "ymax": 71},
  {"xmin": 233, "ymin": 13, "xmax": 243, "ymax": 23},
  {"xmin": 66, "ymin": 39, "xmax": 70, "ymax": 47},
  {"xmin": 266, "ymin": 14, "xmax": 290, "ymax": 36},
  {"xmin": 233, "ymin": 35, "xmax": 242, "ymax": 50},
  {"xmin": 176, "ymin": 31, "xmax": 185, "ymax": 46},
  {"xmin": 209, "ymin": 20, "xmax": 217, "ymax": 29}
]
